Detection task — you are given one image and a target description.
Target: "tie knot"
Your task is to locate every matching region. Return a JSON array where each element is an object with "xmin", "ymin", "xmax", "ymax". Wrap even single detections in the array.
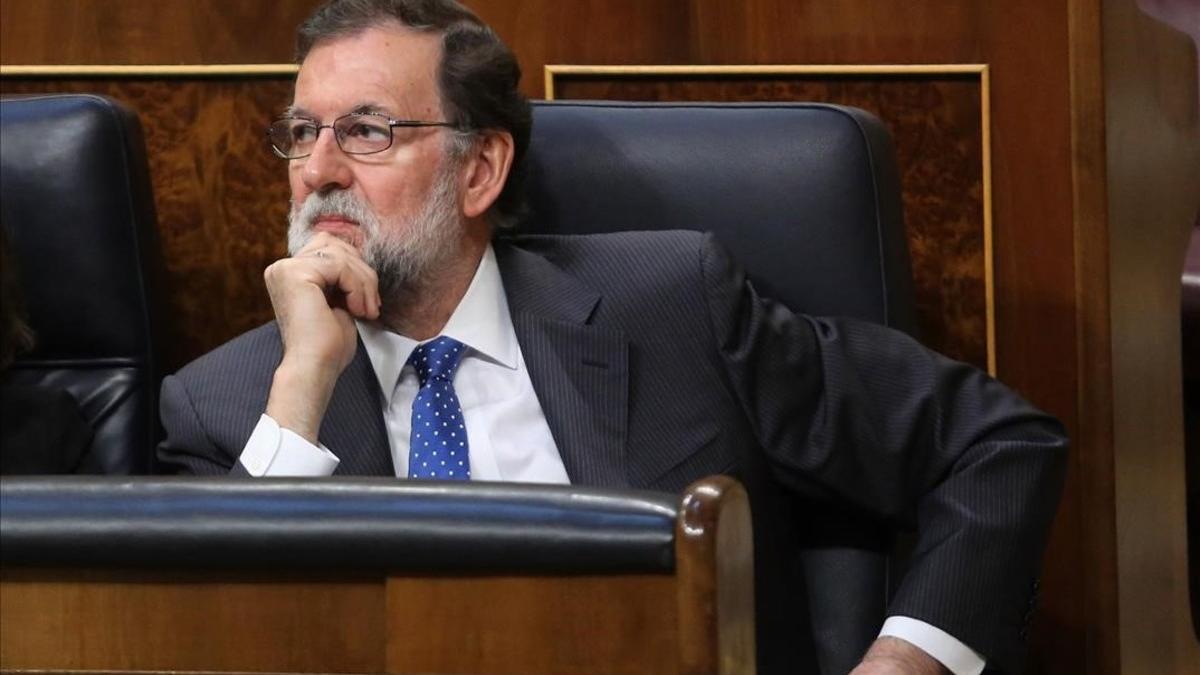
[{"xmin": 408, "ymin": 336, "xmax": 466, "ymax": 385}]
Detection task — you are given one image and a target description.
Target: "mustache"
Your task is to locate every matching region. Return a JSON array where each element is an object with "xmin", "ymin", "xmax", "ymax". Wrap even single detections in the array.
[
  {"xmin": 289, "ymin": 190, "xmax": 378, "ymax": 234},
  {"xmin": 287, "ymin": 190, "xmax": 381, "ymax": 256}
]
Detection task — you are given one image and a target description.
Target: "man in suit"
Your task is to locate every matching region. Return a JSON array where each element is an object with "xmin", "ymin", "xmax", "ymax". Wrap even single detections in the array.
[{"xmin": 157, "ymin": 1, "xmax": 1067, "ymax": 673}]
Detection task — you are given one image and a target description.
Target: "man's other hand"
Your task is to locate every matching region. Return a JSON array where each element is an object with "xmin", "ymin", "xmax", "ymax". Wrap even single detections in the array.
[
  {"xmin": 263, "ymin": 232, "xmax": 380, "ymax": 443},
  {"xmin": 851, "ymin": 637, "xmax": 952, "ymax": 675}
]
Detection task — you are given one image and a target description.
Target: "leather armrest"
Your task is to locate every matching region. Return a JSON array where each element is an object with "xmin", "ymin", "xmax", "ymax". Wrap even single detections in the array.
[{"xmin": 0, "ymin": 476, "xmax": 678, "ymax": 572}]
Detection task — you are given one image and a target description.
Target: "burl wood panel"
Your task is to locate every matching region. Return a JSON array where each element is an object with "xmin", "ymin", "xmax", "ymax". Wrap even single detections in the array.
[
  {"xmin": 2, "ymin": 78, "xmax": 295, "ymax": 370},
  {"xmin": 554, "ymin": 74, "xmax": 988, "ymax": 369},
  {"xmin": 0, "ymin": 569, "xmax": 385, "ymax": 673}
]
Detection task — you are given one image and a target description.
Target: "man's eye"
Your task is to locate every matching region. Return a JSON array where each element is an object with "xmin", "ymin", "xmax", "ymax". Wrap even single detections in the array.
[
  {"xmin": 291, "ymin": 124, "xmax": 319, "ymax": 142},
  {"xmin": 343, "ymin": 122, "xmax": 389, "ymax": 141}
]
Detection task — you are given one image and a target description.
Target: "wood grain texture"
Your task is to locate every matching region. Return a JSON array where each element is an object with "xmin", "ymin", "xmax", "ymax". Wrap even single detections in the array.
[
  {"xmin": 554, "ymin": 73, "xmax": 988, "ymax": 370},
  {"xmin": 385, "ymin": 574, "xmax": 679, "ymax": 674},
  {"xmin": 0, "ymin": 0, "xmax": 322, "ymax": 65},
  {"xmin": 1101, "ymin": 0, "xmax": 1200, "ymax": 671},
  {"xmin": 1065, "ymin": 1, "xmax": 1120, "ymax": 672},
  {"xmin": 673, "ymin": 476, "xmax": 755, "ymax": 675},
  {"xmin": 1, "ymin": 77, "xmax": 294, "ymax": 370},
  {"xmin": 0, "ymin": 569, "xmax": 385, "ymax": 673}
]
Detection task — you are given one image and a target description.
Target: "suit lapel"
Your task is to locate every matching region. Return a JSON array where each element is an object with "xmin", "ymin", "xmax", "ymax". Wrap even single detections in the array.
[
  {"xmin": 496, "ymin": 241, "xmax": 630, "ymax": 488},
  {"xmin": 321, "ymin": 339, "xmax": 395, "ymax": 476}
]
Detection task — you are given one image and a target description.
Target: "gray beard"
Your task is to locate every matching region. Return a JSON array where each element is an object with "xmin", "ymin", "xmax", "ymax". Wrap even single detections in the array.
[{"xmin": 287, "ymin": 165, "xmax": 463, "ymax": 304}]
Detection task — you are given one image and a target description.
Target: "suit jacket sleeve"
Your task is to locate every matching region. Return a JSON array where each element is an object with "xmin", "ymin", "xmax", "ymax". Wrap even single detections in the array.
[
  {"xmin": 158, "ymin": 373, "xmax": 244, "ymax": 476},
  {"xmin": 697, "ymin": 233, "xmax": 1068, "ymax": 673}
]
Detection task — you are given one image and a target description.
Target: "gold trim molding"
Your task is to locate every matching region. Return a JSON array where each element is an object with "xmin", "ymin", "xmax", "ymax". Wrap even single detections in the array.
[
  {"xmin": 0, "ymin": 64, "xmax": 298, "ymax": 77},
  {"xmin": 546, "ymin": 64, "xmax": 996, "ymax": 375}
]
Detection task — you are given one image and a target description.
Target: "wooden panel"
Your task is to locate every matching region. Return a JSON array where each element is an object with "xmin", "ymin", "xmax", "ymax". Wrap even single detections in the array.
[
  {"xmin": 0, "ymin": 570, "xmax": 385, "ymax": 673},
  {"xmin": 1100, "ymin": 0, "xmax": 1200, "ymax": 671},
  {"xmin": 1, "ymin": 77, "xmax": 294, "ymax": 370},
  {"xmin": 475, "ymin": 0, "xmax": 692, "ymax": 80},
  {"xmin": 674, "ymin": 475, "xmax": 755, "ymax": 675},
  {"xmin": 386, "ymin": 575, "xmax": 678, "ymax": 674},
  {"xmin": 1065, "ymin": 2, "xmax": 1121, "ymax": 672},
  {"xmin": 551, "ymin": 70, "xmax": 989, "ymax": 371},
  {"xmin": 0, "ymin": 0, "xmax": 321, "ymax": 65}
]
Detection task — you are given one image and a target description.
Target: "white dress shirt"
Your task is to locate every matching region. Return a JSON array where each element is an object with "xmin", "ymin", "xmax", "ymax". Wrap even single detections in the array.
[
  {"xmin": 235, "ymin": 244, "xmax": 984, "ymax": 675},
  {"xmin": 239, "ymin": 244, "xmax": 568, "ymax": 483}
]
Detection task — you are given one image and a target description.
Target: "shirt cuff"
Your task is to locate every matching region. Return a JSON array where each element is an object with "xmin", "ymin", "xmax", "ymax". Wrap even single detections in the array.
[
  {"xmin": 879, "ymin": 616, "xmax": 985, "ymax": 675},
  {"xmin": 238, "ymin": 414, "xmax": 340, "ymax": 476}
]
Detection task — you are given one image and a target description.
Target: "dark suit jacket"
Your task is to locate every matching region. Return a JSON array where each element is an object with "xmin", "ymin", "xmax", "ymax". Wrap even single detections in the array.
[{"xmin": 158, "ymin": 230, "xmax": 1068, "ymax": 673}]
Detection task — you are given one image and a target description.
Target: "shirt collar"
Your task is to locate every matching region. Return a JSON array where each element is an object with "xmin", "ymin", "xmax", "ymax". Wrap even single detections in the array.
[{"xmin": 357, "ymin": 244, "xmax": 518, "ymax": 397}]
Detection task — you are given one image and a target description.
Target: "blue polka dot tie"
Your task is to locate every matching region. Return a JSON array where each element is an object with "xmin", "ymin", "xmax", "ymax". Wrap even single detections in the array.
[{"xmin": 407, "ymin": 336, "xmax": 470, "ymax": 480}]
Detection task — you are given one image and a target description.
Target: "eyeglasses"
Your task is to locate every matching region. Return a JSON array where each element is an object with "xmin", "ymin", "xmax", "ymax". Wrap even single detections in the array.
[{"xmin": 267, "ymin": 112, "xmax": 460, "ymax": 159}]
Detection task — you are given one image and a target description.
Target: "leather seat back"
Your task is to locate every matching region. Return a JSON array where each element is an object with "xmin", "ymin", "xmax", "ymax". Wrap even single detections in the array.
[{"xmin": 0, "ymin": 94, "xmax": 166, "ymax": 474}]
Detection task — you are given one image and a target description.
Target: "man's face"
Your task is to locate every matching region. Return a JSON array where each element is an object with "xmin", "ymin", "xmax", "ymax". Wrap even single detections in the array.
[{"xmin": 286, "ymin": 23, "xmax": 464, "ymax": 291}]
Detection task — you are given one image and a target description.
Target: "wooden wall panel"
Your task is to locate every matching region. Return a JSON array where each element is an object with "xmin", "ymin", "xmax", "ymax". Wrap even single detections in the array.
[
  {"xmin": 0, "ymin": 0, "xmax": 320, "ymax": 65},
  {"xmin": 475, "ymin": 0, "xmax": 692, "ymax": 76}
]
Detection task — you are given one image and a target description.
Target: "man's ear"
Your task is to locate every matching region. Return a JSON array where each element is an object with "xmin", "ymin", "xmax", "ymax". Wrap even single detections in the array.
[{"xmin": 460, "ymin": 130, "xmax": 514, "ymax": 219}]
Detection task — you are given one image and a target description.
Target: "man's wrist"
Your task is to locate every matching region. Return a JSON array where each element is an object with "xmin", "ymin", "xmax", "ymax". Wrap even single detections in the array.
[
  {"xmin": 877, "ymin": 616, "xmax": 985, "ymax": 675},
  {"xmin": 855, "ymin": 636, "xmax": 950, "ymax": 675},
  {"xmin": 265, "ymin": 358, "xmax": 340, "ymax": 444}
]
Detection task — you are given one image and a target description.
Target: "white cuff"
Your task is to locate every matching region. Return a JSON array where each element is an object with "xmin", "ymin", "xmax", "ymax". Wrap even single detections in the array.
[
  {"xmin": 879, "ymin": 616, "xmax": 985, "ymax": 675},
  {"xmin": 238, "ymin": 414, "xmax": 340, "ymax": 476}
]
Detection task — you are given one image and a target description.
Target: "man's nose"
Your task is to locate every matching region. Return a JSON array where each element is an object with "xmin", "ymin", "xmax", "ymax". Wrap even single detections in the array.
[{"xmin": 301, "ymin": 128, "xmax": 352, "ymax": 193}]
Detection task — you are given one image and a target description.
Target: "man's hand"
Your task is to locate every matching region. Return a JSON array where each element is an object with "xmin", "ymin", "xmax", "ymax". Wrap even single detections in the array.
[
  {"xmin": 263, "ymin": 232, "xmax": 380, "ymax": 444},
  {"xmin": 850, "ymin": 637, "xmax": 951, "ymax": 675}
]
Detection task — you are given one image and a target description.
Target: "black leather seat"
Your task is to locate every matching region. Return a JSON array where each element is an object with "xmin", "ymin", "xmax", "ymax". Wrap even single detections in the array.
[
  {"xmin": 522, "ymin": 100, "xmax": 917, "ymax": 674},
  {"xmin": 0, "ymin": 477, "xmax": 679, "ymax": 571},
  {"xmin": 0, "ymin": 94, "xmax": 166, "ymax": 475}
]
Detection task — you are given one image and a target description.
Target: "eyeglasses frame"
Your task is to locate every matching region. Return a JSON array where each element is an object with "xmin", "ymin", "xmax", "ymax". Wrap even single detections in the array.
[{"xmin": 267, "ymin": 111, "xmax": 463, "ymax": 159}]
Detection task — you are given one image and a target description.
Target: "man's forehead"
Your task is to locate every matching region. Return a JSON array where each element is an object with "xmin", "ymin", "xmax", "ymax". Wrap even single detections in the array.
[
  {"xmin": 285, "ymin": 103, "xmax": 394, "ymax": 118},
  {"xmin": 291, "ymin": 23, "xmax": 443, "ymax": 117}
]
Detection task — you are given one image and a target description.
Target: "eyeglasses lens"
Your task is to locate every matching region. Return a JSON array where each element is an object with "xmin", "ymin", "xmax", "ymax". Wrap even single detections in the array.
[
  {"xmin": 334, "ymin": 115, "xmax": 393, "ymax": 155},
  {"xmin": 268, "ymin": 115, "xmax": 394, "ymax": 158}
]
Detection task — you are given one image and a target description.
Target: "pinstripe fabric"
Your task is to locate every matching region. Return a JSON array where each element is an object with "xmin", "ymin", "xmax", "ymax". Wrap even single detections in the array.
[
  {"xmin": 511, "ymin": 313, "xmax": 628, "ymax": 487},
  {"xmin": 159, "ymin": 230, "xmax": 1067, "ymax": 674},
  {"xmin": 498, "ymin": 244, "xmax": 628, "ymax": 487},
  {"xmin": 157, "ymin": 326, "xmax": 391, "ymax": 476},
  {"xmin": 496, "ymin": 231, "xmax": 1066, "ymax": 674},
  {"xmin": 323, "ymin": 344, "xmax": 392, "ymax": 476}
]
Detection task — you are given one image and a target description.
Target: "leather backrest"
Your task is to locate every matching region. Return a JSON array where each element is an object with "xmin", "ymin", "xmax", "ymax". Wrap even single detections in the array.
[
  {"xmin": 0, "ymin": 94, "xmax": 165, "ymax": 474},
  {"xmin": 0, "ymin": 477, "xmax": 678, "ymax": 571},
  {"xmin": 523, "ymin": 101, "xmax": 916, "ymax": 332},
  {"xmin": 522, "ymin": 101, "xmax": 916, "ymax": 673}
]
